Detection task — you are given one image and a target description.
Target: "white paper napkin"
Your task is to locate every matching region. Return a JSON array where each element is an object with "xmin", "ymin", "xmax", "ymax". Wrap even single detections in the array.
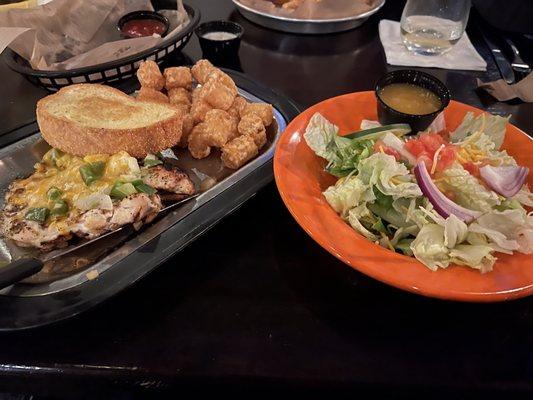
[{"xmin": 379, "ymin": 19, "xmax": 487, "ymax": 71}]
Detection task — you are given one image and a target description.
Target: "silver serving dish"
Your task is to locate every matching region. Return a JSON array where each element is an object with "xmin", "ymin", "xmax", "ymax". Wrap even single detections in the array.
[
  {"xmin": 233, "ymin": 0, "xmax": 385, "ymax": 34},
  {"xmin": 0, "ymin": 87, "xmax": 286, "ymax": 298}
]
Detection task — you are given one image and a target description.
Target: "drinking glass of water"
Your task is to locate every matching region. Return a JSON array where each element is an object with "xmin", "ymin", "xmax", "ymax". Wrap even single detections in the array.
[{"xmin": 400, "ymin": 0, "xmax": 471, "ymax": 55}]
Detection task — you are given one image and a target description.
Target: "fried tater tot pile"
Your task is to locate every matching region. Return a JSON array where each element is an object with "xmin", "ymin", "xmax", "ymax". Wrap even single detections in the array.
[
  {"xmin": 136, "ymin": 59, "xmax": 274, "ymax": 170},
  {"xmin": 137, "ymin": 60, "xmax": 165, "ymax": 91}
]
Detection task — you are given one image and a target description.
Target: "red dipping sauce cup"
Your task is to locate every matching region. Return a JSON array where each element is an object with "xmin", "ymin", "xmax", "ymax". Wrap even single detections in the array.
[{"xmin": 118, "ymin": 11, "xmax": 170, "ymax": 39}]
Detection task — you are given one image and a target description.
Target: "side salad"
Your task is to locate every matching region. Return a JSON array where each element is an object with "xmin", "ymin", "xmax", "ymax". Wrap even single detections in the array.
[{"xmin": 304, "ymin": 112, "xmax": 533, "ymax": 272}]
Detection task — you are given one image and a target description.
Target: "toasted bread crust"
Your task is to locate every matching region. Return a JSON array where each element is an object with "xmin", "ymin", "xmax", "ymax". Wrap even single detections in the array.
[{"xmin": 36, "ymin": 84, "xmax": 184, "ymax": 158}]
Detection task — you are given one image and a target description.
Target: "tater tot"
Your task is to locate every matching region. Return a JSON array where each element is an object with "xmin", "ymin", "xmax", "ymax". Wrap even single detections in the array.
[
  {"xmin": 199, "ymin": 77, "xmax": 236, "ymax": 110},
  {"xmin": 136, "ymin": 87, "xmax": 169, "ymax": 104},
  {"xmin": 238, "ymin": 113, "xmax": 267, "ymax": 149},
  {"xmin": 282, "ymin": 0, "xmax": 303, "ymax": 10},
  {"xmin": 227, "ymin": 96, "xmax": 248, "ymax": 119},
  {"xmin": 221, "ymin": 135, "xmax": 259, "ymax": 169},
  {"xmin": 191, "ymin": 59, "xmax": 216, "ymax": 84},
  {"xmin": 178, "ymin": 114, "xmax": 195, "ymax": 147},
  {"xmin": 241, "ymin": 103, "xmax": 274, "ymax": 126},
  {"xmin": 188, "ymin": 123, "xmax": 211, "ymax": 159},
  {"xmin": 191, "ymin": 86, "xmax": 202, "ymax": 102},
  {"xmin": 137, "ymin": 60, "xmax": 165, "ymax": 90},
  {"xmin": 208, "ymin": 69, "xmax": 237, "ymax": 92},
  {"xmin": 229, "ymin": 114, "xmax": 239, "ymax": 138},
  {"xmin": 172, "ymin": 103, "xmax": 190, "ymax": 116},
  {"xmin": 168, "ymin": 87, "xmax": 191, "ymax": 106},
  {"xmin": 203, "ymin": 109, "xmax": 237, "ymax": 147},
  {"xmin": 190, "ymin": 99, "xmax": 212, "ymax": 124},
  {"xmin": 164, "ymin": 67, "xmax": 192, "ymax": 90}
]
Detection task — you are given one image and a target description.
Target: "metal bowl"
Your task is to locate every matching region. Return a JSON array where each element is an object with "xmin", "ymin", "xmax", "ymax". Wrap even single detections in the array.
[{"xmin": 232, "ymin": 0, "xmax": 385, "ymax": 34}]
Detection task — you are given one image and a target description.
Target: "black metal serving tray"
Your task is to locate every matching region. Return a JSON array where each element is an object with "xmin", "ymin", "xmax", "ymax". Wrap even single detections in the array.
[
  {"xmin": 0, "ymin": 71, "xmax": 301, "ymax": 331},
  {"xmin": 3, "ymin": 3, "xmax": 200, "ymax": 92}
]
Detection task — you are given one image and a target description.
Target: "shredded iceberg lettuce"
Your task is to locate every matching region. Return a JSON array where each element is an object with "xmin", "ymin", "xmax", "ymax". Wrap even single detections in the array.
[
  {"xmin": 450, "ymin": 112, "xmax": 518, "ymax": 167},
  {"xmin": 440, "ymin": 163, "xmax": 501, "ymax": 212},
  {"xmin": 323, "ymin": 176, "xmax": 373, "ymax": 218},
  {"xmin": 469, "ymin": 209, "xmax": 533, "ymax": 254},
  {"xmin": 444, "ymin": 214, "xmax": 468, "ymax": 248},
  {"xmin": 348, "ymin": 204, "xmax": 380, "ymax": 241},
  {"xmin": 326, "ymin": 139, "xmax": 374, "ymax": 177},
  {"xmin": 357, "ymin": 153, "xmax": 422, "ymax": 199},
  {"xmin": 458, "ymin": 131, "xmax": 516, "ymax": 166},
  {"xmin": 410, "ymin": 225, "xmax": 450, "ymax": 271},
  {"xmin": 449, "ymin": 245, "xmax": 496, "ymax": 273},
  {"xmin": 303, "ymin": 113, "xmax": 373, "ymax": 177},
  {"xmin": 303, "ymin": 113, "xmax": 340, "ymax": 160},
  {"xmin": 451, "ymin": 112, "xmax": 509, "ymax": 149},
  {"xmin": 304, "ymin": 111, "xmax": 530, "ymax": 273},
  {"xmin": 410, "ymin": 218, "xmax": 496, "ymax": 272},
  {"xmin": 512, "ymin": 186, "xmax": 533, "ymax": 207}
]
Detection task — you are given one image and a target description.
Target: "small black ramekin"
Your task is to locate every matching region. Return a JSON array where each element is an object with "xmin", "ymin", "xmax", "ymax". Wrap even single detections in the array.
[
  {"xmin": 375, "ymin": 70, "xmax": 451, "ymax": 133},
  {"xmin": 195, "ymin": 21, "xmax": 244, "ymax": 66},
  {"xmin": 117, "ymin": 11, "xmax": 170, "ymax": 39}
]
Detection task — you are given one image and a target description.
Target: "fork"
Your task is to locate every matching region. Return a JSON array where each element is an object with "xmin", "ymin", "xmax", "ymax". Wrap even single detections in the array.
[{"xmin": 503, "ymin": 37, "xmax": 531, "ymax": 82}]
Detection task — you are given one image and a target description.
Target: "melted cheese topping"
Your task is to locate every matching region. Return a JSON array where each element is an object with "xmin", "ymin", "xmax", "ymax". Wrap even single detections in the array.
[{"xmin": 9, "ymin": 149, "xmax": 141, "ymax": 219}]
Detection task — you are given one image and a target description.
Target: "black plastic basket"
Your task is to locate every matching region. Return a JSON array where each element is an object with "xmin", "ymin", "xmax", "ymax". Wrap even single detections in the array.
[{"xmin": 2, "ymin": 3, "xmax": 200, "ymax": 92}]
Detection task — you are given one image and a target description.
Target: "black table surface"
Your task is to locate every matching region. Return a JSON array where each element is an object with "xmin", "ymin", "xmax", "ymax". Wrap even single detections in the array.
[{"xmin": 0, "ymin": 0, "xmax": 532, "ymax": 397}]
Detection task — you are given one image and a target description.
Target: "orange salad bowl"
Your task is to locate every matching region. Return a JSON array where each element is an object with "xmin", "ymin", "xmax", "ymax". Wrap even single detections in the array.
[{"xmin": 274, "ymin": 91, "xmax": 533, "ymax": 302}]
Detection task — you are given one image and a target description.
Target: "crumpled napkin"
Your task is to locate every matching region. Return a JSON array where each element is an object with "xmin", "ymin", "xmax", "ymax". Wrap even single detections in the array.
[
  {"xmin": 477, "ymin": 73, "xmax": 533, "ymax": 102},
  {"xmin": 379, "ymin": 19, "xmax": 487, "ymax": 71}
]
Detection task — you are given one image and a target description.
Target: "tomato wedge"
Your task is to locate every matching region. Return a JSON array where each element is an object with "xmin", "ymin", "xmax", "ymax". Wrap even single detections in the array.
[
  {"xmin": 374, "ymin": 140, "xmax": 401, "ymax": 161},
  {"xmin": 420, "ymin": 133, "xmax": 445, "ymax": 153},
  {"xmin": 434, "ymin": 145, "xmax": 456, "ymax": 173}
]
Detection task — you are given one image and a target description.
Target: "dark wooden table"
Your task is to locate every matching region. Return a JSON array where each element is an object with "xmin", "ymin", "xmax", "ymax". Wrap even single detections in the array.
[{"xmin": 0, "ymin": 0, "xmax": 531, "ymax": 398}]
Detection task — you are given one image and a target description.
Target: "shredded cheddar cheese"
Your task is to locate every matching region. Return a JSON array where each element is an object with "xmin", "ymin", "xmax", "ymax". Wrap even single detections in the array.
[
  {"xmin": 456, "ymin": 152, "xmax": 468, "ymax": 163},
  {"xmin": 390, "ymin": 177, "xmax": 404, "ymax": 185},
  {"xmin": 431, "ymin": 144, "xmax": 446, "ymax": 174},
  {"xmin": 8, "ymin": 149, "xmax": 141, "ymax": 221}
]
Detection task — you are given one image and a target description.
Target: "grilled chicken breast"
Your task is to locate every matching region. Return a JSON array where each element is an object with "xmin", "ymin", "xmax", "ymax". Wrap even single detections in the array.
[
  {"xmin": 0, "ymin": 152, "xmax": 195, "ymax": 250},
  {"xmin": 142, "ymin": 166, "xmax": 196, "ymax": 195},
  {"xmin": 73, "ymin": 194, "xmax": 162, "ymax": 240},
  {"xmin": 1, "ymin": 205, "xmax": 71, "ymax": 250}
]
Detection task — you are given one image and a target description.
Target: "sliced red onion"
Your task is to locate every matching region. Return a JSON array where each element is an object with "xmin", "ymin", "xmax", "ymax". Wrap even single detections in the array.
[
  {"xmin": 479, "ymin": 165, "xmax": 529, "ymax": 198},
  {"xmin": 414, "ymin": 161, "xmax": 482, "ymax": 223},
  {"xmin": 382, "ymin": 133, "xmax": 417, "ymax": 165}
]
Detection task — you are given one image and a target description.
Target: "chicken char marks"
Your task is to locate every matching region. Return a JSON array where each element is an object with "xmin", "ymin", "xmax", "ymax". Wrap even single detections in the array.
[
  {"xmin": 73, "ymin": 193, "xmax": 162, "ymax": 240},
  {"xmin": 142, "ymin": 165, "xmax": 196, "ymax": 202}
]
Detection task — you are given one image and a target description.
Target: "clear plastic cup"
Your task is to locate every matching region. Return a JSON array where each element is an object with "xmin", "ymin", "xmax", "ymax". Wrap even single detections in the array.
[{"xmin": 400, "ymin": 0, "xmax": 471, "ymax": 56}]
